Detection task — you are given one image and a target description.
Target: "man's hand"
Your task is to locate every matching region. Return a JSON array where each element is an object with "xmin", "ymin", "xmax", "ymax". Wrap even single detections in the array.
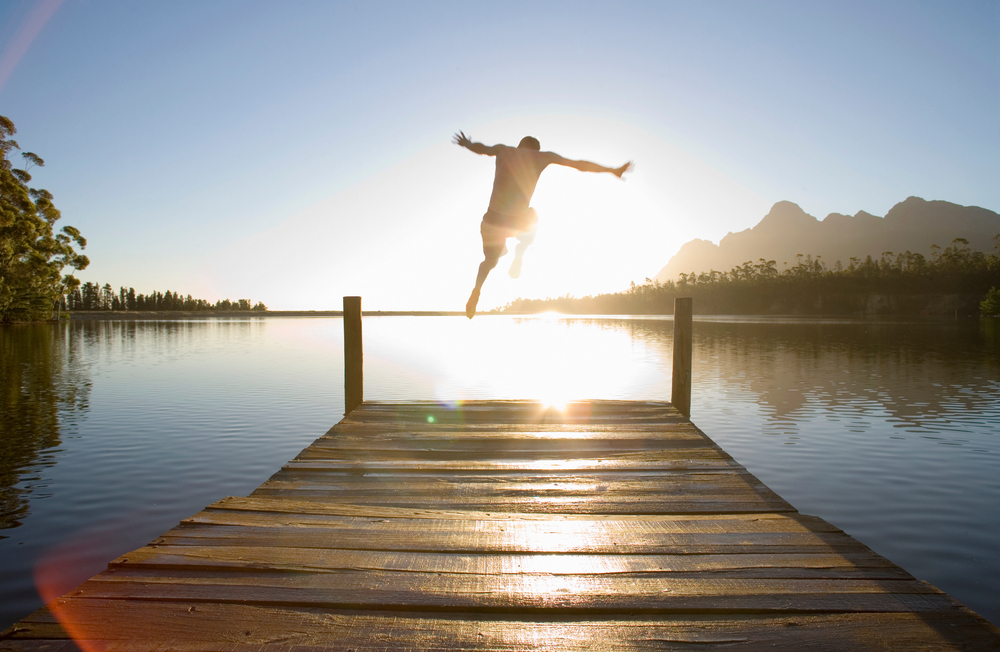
[
  {"xmin": 453, "ymin": 131, "xmax": 497, "ymax": 156},
  {"xmin": 612, "ymin": 161, "xmax": 634, "ymax": 179}
]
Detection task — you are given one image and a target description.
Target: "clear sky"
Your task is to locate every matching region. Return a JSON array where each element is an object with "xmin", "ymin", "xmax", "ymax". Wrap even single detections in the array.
[{"xmin": 1, "ymin": 0, "xmax": 997, "ymax": 310}]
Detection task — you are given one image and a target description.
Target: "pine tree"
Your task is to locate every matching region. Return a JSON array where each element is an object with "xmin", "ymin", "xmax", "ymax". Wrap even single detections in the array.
[{"xmin": 101, "ymin": 283, "xmax": 113, "ymax": 310}]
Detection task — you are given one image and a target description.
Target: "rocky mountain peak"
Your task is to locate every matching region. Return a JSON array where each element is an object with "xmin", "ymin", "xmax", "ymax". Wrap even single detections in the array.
[{"xmin": 654, "ymin": 198, "xmax": 999, "ymax": 282}]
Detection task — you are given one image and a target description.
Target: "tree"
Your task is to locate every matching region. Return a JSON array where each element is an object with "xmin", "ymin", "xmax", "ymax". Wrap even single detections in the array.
[
  {"xmin": 101, "ymin": 283, "xmax": 113, "ymax": 310},
  {"xmin": 982, "ymin": 287, "xmax": 1000, "ymax": 317},
  {"xmin": 0, "ymin": 115, "xmax": 88, "ymax": 322},
  {"xmin": 81, "ymin": 282, "xmax": 98, "ymax": 309}
]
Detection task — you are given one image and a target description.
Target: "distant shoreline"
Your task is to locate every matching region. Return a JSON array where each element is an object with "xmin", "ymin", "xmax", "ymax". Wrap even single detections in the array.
[
  {"xmin": 44, "ymin": 307, "xmax": 989, "ymax": 321},
  {"xmin": 66, "ymin": 310, "xmax": 468, "ymax": 320}
]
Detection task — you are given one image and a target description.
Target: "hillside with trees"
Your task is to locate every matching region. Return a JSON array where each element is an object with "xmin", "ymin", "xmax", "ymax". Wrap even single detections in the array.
[
  {"xmin": 655, "ymin": 198, "xmax": 1000, "ymax": 283},
  {"xmin": 0, "ymin": 116, "xmax": 89, "ymax": 323},
  {"xmin": 500, "ymin": 237, "xmax": 1000, "ymax": 316}
]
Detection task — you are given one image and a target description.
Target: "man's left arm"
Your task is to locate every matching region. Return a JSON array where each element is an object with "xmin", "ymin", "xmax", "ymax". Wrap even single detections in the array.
[{"xmin": 545, "ymin": 153, "xmax": 633, "ymax": 178}]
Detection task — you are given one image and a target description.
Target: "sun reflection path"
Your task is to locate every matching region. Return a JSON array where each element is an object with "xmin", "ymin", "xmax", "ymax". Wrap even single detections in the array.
[
  {"xmin": 492, "ymin": 520, "xmax": 605, "ymax": 554},
  {"xmin": 483, "ymin": 520, "xmax": 613, "ymax": 608},
  {"xmin": 421, "ymin": 316, "xmax": 664, "ymax": 405}
]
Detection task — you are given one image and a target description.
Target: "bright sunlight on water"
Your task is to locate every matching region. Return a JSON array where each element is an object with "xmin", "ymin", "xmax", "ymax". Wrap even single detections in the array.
[{"xmin": 1, "ymin": 315, "xmax": 997, "ymax": 628}]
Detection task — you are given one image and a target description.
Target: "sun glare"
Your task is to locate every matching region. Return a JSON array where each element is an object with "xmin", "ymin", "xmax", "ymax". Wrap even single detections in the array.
[
  {"xmin": 540, "ymin": 394, "xmax": 569, "ymax": 411},
  {"xmin": 389, "ymin": 315, "xmax": 663, "ymax": 405}
]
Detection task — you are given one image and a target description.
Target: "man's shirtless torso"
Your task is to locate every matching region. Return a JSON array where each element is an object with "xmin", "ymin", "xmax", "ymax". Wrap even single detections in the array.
[{"xmin": 485, "ymin": 145, "xmax": 548, "ymax": 221}]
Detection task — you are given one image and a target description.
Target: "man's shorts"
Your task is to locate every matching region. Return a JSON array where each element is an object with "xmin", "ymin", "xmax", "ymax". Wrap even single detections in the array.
[{"xmin": 481, "ymin": 208, "xmax": 538, "ymax": 260}]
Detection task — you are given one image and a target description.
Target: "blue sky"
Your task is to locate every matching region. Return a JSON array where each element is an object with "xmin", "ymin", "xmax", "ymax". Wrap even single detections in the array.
[{"xmin": 1, "ymin": 0, "xmax": 997, "ymax": 309}]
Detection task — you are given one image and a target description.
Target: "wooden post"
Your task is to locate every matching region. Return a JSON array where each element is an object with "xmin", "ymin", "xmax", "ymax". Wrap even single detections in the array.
[
  {"xmin": 671, "ymin": 297, "xmax": 693, "ymax": 417},
  {"xmin": 343, "ymin": 296, "xmax": 363, "ymax": 414}
]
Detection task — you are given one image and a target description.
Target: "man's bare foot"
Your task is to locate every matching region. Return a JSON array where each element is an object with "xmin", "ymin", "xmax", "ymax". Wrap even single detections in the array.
[
  {"xmin": 466, "ymin": 288, "xmax": 480, "ymax": 319},
  {"xmin": 508, "ymin": 256, "xmax": 523, "ymax": 279}
]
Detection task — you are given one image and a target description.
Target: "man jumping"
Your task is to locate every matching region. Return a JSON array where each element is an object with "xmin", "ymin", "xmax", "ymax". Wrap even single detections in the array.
[{"xmin": 454, "ymin": 131, "xmax": 632, "ymax": 318}]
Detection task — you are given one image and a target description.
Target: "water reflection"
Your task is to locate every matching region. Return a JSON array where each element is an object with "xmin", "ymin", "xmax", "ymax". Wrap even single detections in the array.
[
  {"xmin": 1, "ymin": 316, "xmax": 997, "ymax": 629},
  {"xmin": 600, "ymin": 317, "xmax": 1000, "ymax": 443},
  {"xmin": 0, "ymin": 318, "xmax": 269, "ymax": 535},
  {"xmin": 981, "ymin": 317, "xmax": 1000, "ymax": 350},
  {"xmin": 0, "ymin": 325, "xmax": 90, "ymax": 534}
]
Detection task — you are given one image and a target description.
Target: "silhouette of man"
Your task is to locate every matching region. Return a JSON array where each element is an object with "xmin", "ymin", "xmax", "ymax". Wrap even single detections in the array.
[{"xmin": 454, "ymin": 131, "xmax": 631, "ymax": 318}]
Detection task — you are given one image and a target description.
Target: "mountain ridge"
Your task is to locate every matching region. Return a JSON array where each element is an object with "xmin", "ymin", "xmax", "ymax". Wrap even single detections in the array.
[{"xmin": 654, "ymin": 197, "xmax": 1000, "ymax": 281}]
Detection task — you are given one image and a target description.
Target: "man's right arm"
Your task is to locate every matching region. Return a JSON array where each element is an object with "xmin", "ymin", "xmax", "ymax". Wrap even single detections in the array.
[{"xmin": 453, "ymin": 131, "xmax": 500, "ymax": 156}]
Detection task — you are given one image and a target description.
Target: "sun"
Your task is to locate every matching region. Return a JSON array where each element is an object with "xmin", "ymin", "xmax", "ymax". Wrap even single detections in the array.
[{"xmin": 540, "ymin": 393, "xmax": 569, "ymax": 412}]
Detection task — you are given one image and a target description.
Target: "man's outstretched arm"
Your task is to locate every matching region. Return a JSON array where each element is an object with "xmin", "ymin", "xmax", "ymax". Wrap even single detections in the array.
[
  {"xmin": 546, "ymin": 153, "xmax": 633, "ymax": 179},
  {"xmin": 453, "ymin": 131, "xmax": 500, "ymax": 156}
]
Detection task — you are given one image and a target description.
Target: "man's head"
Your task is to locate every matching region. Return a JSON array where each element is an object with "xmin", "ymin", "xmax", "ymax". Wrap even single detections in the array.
[{"xmin": 518, "ymin": 136, "xmax": 541, "ymax": 150}]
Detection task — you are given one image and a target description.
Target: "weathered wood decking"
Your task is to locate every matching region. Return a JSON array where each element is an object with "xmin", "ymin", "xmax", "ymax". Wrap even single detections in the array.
[{"xmin": 3, "ymin": 400, "xmax": 998, "ymax": 650}]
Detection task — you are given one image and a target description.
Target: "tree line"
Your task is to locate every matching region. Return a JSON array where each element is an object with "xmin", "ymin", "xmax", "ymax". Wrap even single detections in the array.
[
  {"xmin": 0, "ymin": 113, "xmax": 265, "ymax": 321},
  {"xmin": 65, "ymin": 282, "xmax": 266, "ymax": 312},
  {"xmin": 499, "ymin": 237, "xmax": 1000, "ymax": 316}
]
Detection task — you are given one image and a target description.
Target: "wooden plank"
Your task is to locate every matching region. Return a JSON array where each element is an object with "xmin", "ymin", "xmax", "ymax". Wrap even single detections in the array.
[
  {"xmin": 350, "ymin": 400, "xmax": 678, "ymax": 413},
  {"xmin": 251, "ymin": 473, "xmax": 793, "ymax": 510},
  {"xmin": 315, "ymin": 431, "xmax": 714, "ymax": 444},
  {"xmin": 210, "ymin": 496, "xmax": 795, "ymax": 515},
  {"xmin": 317, "ymin": 424, "xmax": 710, "ymax": 439},
  {"xmin": 284, "ymin": 458, "xmax": 741, "ymax": 472},
  {"xmin": 204, "ymin": 495, "xmax": 806, "ymax": 522},
  {"xmin": 257, "ymin": 471, "xmax": 786, "ymax": 493},
  {"xmin": 319, "ymin": 421, "xmax": 703, "ymax": 433},
  {"xmin": 184, "ymin": 508, "xmax": 841, "ymax": 533},
  {"xmin": 151, "ymin": 523, "xmax": 874, "ymax": 554},
  {"xmin": 244, "ymin": 489, "xmax": 793, "ymax": 513},
  {"xmin": 66, "ymin": 574, "xmax": 959, "ymax": 613},
  {"xmin": 261, "ymin": 469, "xmax": 781, "ymax": 486},
  {"xmin": 299, "ymin": 438, "xmax": 723, "ymax": 456},
  {"xmin": 111, "ymin": 546, "xmax": 909, "ymax": 579},
  {"xmin": 253, "ymin": 475, "xmax": 785, "ymax": 494},
  {"xmin": 339, "ymin": 401, "xmax": 688, "ymax": 425},
  {"xmin": 9, "ymin": 604, "xmax": 999, "ymax": 651},
  {"xmin": 340, "ymin": 413, "xmax": 693, "ymax": 425},
  {"xmin": 302, "ymin": 441, "xmax": 716, "ymax": 455}
]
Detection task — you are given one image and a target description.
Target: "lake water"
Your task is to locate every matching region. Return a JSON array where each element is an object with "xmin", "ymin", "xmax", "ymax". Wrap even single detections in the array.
[{"xmin": 1, "ymin": 315, "xmax": 998, "ymax": 629}]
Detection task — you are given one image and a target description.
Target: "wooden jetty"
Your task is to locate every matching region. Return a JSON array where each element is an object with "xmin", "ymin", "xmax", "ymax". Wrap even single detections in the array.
[{"xmin": 3, "ymin": 299, "xmax": 998, "ymax": 650}]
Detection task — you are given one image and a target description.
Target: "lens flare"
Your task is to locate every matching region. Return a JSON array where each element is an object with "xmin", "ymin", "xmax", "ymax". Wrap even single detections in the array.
[
  {"xmin": 0, "ymin": 0, "xmax": 64, "ymax": 94},
  {"xmin": 34, "ymin": 524, "xmax": 123, "ymax": 652}
]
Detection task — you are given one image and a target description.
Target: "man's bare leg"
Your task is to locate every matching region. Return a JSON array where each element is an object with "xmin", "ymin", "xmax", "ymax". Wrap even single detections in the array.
[
  {"xmin": 508, "ymin": 229, "xmax": 536, "ymax": 279},
  {"xmin": 467, "ymin": 256, "xmax": 499, "ymax": 319}
]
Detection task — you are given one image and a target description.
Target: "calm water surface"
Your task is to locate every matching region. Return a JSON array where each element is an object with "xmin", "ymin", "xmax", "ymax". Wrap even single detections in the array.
[{"xmin": 1, "ymin": 316, "xmax": 998, "ymax": 628}]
